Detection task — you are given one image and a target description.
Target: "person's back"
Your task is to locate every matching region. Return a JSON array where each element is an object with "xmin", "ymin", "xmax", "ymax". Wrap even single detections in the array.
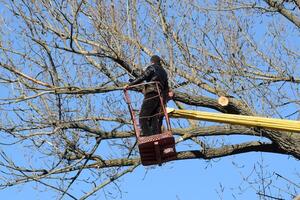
[
  {"xmin": 127, "ymin": 55, "xmax": 169, "ymax": 136},
  {"xmin": 144, "ymin": 63, "xmax": 169, "ymax": 96}
]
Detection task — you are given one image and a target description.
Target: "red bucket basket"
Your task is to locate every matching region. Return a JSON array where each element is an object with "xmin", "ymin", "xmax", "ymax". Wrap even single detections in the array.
[{"xmin": 124, "ymin": 82, "xmax": 177, "ymax": 166}]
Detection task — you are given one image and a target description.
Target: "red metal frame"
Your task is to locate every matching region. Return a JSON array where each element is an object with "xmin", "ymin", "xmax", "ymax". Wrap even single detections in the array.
[{"xmin": 124, "ymin": 81, "xmax": 177, "ymax": 166}]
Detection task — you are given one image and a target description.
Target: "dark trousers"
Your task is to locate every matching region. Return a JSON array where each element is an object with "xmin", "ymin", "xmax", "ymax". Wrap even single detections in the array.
[{"xmin": 139, "ymin": 92, "xmax": 164, "ymax": 136}]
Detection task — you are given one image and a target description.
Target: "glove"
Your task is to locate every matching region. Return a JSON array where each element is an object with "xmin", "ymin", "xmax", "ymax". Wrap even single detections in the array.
[
  {"xmin": 124, "ymin": 84, "xmax": 129, "ymax": 90},
  {"xmin": 168, "ymin": 90, "xmax": 174, "ymax": 98}
]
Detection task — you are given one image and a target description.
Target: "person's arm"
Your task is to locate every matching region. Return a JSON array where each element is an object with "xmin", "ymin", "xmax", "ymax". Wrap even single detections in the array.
[{"xmin": 128, "ymin": 66, "xmax": 154, "ymax": 86}]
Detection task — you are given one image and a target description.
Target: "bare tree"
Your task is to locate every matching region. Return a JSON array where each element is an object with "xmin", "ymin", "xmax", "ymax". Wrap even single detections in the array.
[{"xmin": 0, "ymin": 0, "xmax": 299, "ymax": 199}]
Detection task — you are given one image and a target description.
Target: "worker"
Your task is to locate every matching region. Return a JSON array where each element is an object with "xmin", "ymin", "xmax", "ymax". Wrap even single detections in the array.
[{"xmin": 125, "ymin": 55, "xmax": 170, "ymax": 136}]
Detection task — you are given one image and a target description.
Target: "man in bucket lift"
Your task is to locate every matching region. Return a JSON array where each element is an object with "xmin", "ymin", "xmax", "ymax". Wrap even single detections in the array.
[{"xmin": 126, "ymin": 55, "xmax": 171, "ymax": 136}]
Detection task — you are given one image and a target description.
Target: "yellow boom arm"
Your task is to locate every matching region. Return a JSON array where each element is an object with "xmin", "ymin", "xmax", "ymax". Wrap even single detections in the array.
[{"xmin": 166, "ymin": 108, "xmax": 300, "ymax": 133}]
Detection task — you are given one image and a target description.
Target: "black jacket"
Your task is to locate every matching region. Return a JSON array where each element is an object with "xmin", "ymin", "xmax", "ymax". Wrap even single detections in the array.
[{"xmin": 129, "ymin": 64, "xmax": 169, "ymax": 94}]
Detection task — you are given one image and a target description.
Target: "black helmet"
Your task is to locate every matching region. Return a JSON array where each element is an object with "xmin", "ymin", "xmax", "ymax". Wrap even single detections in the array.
[{"xmin": 150, "ymin": 55, "xmax": 161, "ymax": 64}]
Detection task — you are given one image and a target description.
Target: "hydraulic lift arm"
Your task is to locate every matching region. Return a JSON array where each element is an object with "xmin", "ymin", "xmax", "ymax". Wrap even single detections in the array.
[{"xmin": 166, "ymin": 108, "xmax": 300, "ymax": 133}]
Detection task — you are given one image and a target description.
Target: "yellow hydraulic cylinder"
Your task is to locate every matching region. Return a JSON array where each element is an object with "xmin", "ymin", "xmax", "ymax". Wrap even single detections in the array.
[{"xmin": 166, "ymin": 108, "xmax": 300, "ymax": 133}]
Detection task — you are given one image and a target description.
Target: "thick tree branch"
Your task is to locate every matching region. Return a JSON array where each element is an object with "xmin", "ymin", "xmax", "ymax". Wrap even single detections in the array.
[
  {"xmin": 80, "ymin": 141, "xmax": 282, "ymax": 170},
  {"xmin": 265, "ymin": 0, "xmax": 300, "ymax": 28},
  {"xmin": 174, "ymin": 91, "xmax": 254, "ymax": 115}
]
